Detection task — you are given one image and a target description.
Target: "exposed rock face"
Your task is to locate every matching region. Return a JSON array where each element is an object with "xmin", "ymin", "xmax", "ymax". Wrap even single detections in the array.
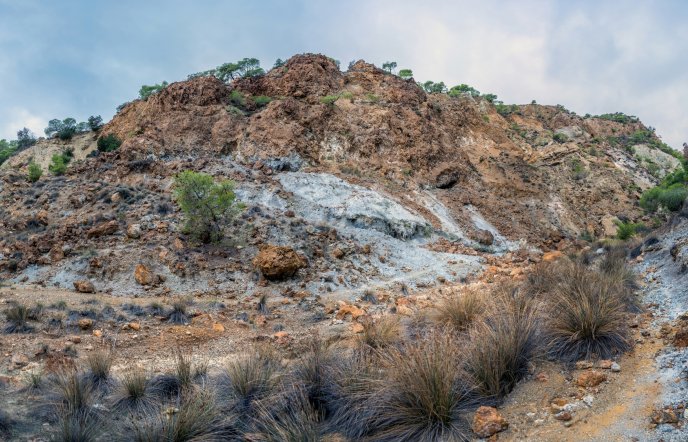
[
  {"xmin": 575, "ymin": 370, "xmax": 607, "ymax": 388},
  {"xmin": 472, "ymin": 406, "xmax": 508, "ymax": 438},
  {"xmin": 253, "ymin": 245, "xmax": 306, "ymax": 280},
  {"xmin": 73, "ymin": 280, "xmax": 95, "ymax": 293}
]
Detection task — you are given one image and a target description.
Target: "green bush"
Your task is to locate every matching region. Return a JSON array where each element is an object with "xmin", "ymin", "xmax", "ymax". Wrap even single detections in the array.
[
  {"xmin": 640, "ymin": 183, "xmax": 688, "ymax": 212},
  {"xmin": 229, "ymin": 90, "xmax": 246, "ymax": 107},
  {"xmin": 173, "ymin": 171, "xmax": 244, "ymax": 243},
  {"xmin": 553, "ymin": 133, "xmax": 568, "ymax": 143},
  {"xmin": 16, "ymin": 128, "xmax": 36, "ymax": 149},
  {"xmin": 615, "ymin": 220, "xmax": 644, "ymax": 240},
  {"xmin": 0, "ymin": 139, "xmax": 18, "ymax": 165},
  {"xmin": 448, "ymin": 84, "xmax": 480, "ymax": 97},
  {"xmin": 320, "ymin": 95, "xmax": 339, "ymax": 105},
  {"xmin": 49, "ymin": 153, "xmax": 68, "ymax": 175},
  {"xmin": 45, "ymin": 118, "xmax": 89, "ymax": 140},
  {"xmin": 139, "ymin": 81, "xmax": 169, "ymax": 100},
  {"xmin": 253, "ymin": 95, "xmax": 272, "ymax": 107},
  {"xmin": 27, "ymin": 162, "xmax": 42, "ymax": 182},
  {"xmin": 398, "ymin": 69, "xmax": 413, "ymax": 80},
  {"xmin": 88, "ymin": 115, "xmax": 103, "ymax": 131},
  {"xmin": 595, "ymin": 112, "xmax": 639, "ymax": 124},
  {"xmin": 97, "ymin": 134, "xmax": 122, "ymax": 152}
]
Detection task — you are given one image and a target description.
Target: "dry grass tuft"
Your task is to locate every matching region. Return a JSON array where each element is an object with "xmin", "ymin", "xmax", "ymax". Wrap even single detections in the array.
[
  {"xmin": 359, "ymin": 332, "xmax": 476, "ymax": 441},
  {"xmin": 357, "ymin": 316, "xmax": 401, "ymax": 350},
  {"xmin": 465, "ymin": 285, "xmax": 541, "ymax": 399},
  {"xmin": 433, "ymin": 288, "xmax": 487, "ymax": 332},
  {"xmin": 111, "ymin": 368, "xmax": 157, "ymax": 414},
  {"xmin": 546, "ymin": 261, "xmax": 632, "ymax": 362},
  {"xmin": 84, "ymin": 350, "xmax": 113, "ymax": 391},
  {"xmin": 4, "ymin": 303, "xmax": 33, "ymax": 333}
]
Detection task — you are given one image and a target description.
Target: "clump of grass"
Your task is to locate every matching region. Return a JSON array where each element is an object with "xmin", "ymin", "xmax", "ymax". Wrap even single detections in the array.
[
  {"xmin": 361, "ymin": 289, "xmax": 378, "ymax": 304},
  {"xmin": 25, "ymin": 368, "xmax": 44, "ymax": 392},
  {"xmin": 4, "ymin": 303, "xmax": 33, "ymax": 333},
  {"xmin": 147, "ymin": 301, "xmax": 165, "ymax": 316},
  {"xmin": 357, "ymin": 317, "xmax": 401, "ymax": 350},
  {"xmin": 291, "ymin": 338, "xmax": 336, "ymax": 418},
  {"xmin": 254, "ymin": 389, "xmax": 322, "ymax": 441},
  {"xmin": 360, "ymin": 332, "xmax": 476, "ymax": 441},
  {"xmin": 28, "ymin": 303, "xmax": 44, "ymax": 320},
  {"xmin": 433, "ymin": 288, "xmax": 486, "ymax": 331},
  {"xmin": 151, "ymin": 351, "xmax": 197, "ymax": 400},
  {"xmin": 48, "ymin": 371, "xmax": 95, "ymax": 413},
  {"xmin": 131, "ymin": 389, "xmax": 236, "ymax": 441},
  {"xmin": 51, "ymin": 300, "xmax": 68, "ymax": 311},
  {"xmin": 112, "ymin": 368, "xmax": 157, "ymax": 414},
  {"xmin": 167, "ymin": 300, "xmax": 188, "ymax": 324},
  {"xmin": 599, "ymin": 247, "xmax": 641, "ymax": 311},
  {"xmin": 546, "ymin": 262, "xmax": 632, "ymax": 362},
  {"xmin": 222, "ymin": 352, "xmax": 280, "ymax": 420},
  {"xmin": 0, "ymin": 409, "xmax": 13, "ymax": 438},
  {"xmin": 54, "ymin": 407, "xmax": 103, "ymax": 442},
  {"xmin": 465, "ymin": 286, "xmax": 541, "ymax": 398},
  {"xmin": 524, "ymin": 260, "xmax": 564, "ymax": 296},
  {"xmin": 83, "ymin": 350, "xmax": 113, "ymax": 391},
  {"xmin": 257, "ymin": 294, "xmax": 269, "ymax": 315}
]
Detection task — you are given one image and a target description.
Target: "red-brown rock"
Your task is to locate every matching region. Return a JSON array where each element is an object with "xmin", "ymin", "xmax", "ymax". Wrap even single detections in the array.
[
  {"xmin": 472, "ymin": 406, "xmax": 508, "ymax": 438},
  {"xmin": 252, "ymin": 245, "xmax": 306, "ymax": 280}
]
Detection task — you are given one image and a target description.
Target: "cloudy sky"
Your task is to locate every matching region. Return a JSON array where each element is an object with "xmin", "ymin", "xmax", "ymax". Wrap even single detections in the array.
[{"xmin": 1, "ymin": 0, "xmax": 687, "ymax": 148}]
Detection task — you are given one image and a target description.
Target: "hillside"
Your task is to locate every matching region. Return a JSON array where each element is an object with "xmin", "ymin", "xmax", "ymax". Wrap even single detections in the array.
[{"xmin": 0, "ymin": 53, "xmax": 686, "ymax": 441}]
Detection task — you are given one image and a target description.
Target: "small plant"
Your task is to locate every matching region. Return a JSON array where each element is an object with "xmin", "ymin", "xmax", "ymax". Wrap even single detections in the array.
[
  {"xmin": 4, "ymin": 303, "xmax": 32, "ymax": 333},
  {"xmin": 433, "ymin": 289, "xmax": 486, "ymax": 332},
  {"xmin": 546, "ymin": 262, "xmax": 632, "ymax": 362},
  {"xmin": 139, "ymin": 81, "xmax": 169, "ymax": 100},
  {"xmin": 222, "ymin": 352, "xmax": 279, "ymax": 423},
  {"xmin": 465, "ymin": 287, "xmax": 540, "ymax": 397},
  {"xmin": 49, "ymin": 153, "xmax": 68, "ymax": 175},
  {"xmin": 398, "ymin": 69, "xmax": 413, "ymax": 80},
  {"xmin": 553, "ymin": 132, "xmax": 569, "ymax": 143},
  {"xmin": 257, "ymin": 294, "xmax": 269, "ymax": 315},
  {"xmin": 253, "ymin": 95, "xmax": 272, "ymax": 107},
  {"xmin": 84, "ymin": 351, "xmax": 113, "ymax": 390},
  {"xmin": 339, "ymin": 91, "xmax": 354, "ymax": 102},
  {"xmin": 97, "ymin": 134, "xmax": 122, "ymax": 152},
  {"xmin": 357, "ymin": 316, "xmax": 400, "ymax": 350},
  {"xmin": 168, "ymin": 300, "xmax": 189, "ymax": 324},
  {"xmin": 362, "ymin": 332, "xmax": 475, "ymax": 440},
  {"xmin": 25, "ymin": 369, "xmax": 44, "ymax": 391},
  {"xmin": 229, "ymin": 90, "xmax": 246, "ymax": 107},
  {"xmin": 111, "ymin": 368, "xmax": 156, "ymax": 414},
  {"xmin": 319, "ymin": 95, "xmax": 339, "ymax": 105},
  {"xmin": 27, "ymin": 161, "xmax": 42, "ymax": 182},
  {"xmin": 615, "ymin": 220, "xmax": 644, "ymax": 240},
  {"xmin": 173, "ymin": 171, "xmax": 244, "ymax": 243},
  {"xmin": 147, "ymin": 301, "xmax": 165, "ymax": 316}
]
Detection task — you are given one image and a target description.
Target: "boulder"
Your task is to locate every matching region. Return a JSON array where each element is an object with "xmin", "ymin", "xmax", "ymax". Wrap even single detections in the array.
[
  {"xmin": 134, "ymin": 264, "xmax": 157, "ymax": 286},
  {"xmin": 78, "ymin": 318, "xmax": 94, "ymax": 330},
  {"xmin": 87, "ymin": 220, "xmax": 119, "ymax": 238},
  {"xmin": 73, "ymin": 280, "xmax": 95, "ymax": 293},
  {"xmin": 472, "ymin": 406, "xmax": 508, "ymax": 438},
  {"xmin": 575, "ymin": 370, "xmax": 607, "ymax": 388},
  {"xmin": 472, "ymin": 229, "xmax": 495, "ymax": 246},
  {"xmin": 127, "ymin": 224, "xmax": 142, "ymax": 239},
  {"xmin": 252, "ymin": 245, "xmax": 306, "ymax": 280}
]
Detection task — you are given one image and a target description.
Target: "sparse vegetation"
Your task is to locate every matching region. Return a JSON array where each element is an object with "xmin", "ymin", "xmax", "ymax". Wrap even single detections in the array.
[
  {"xmin": 97, "ymin": 133, "xmax": 122, "ymax": 152},
  {"xmin": 139, "ymin": 81, "xmax": 169, "ymax": 100},
  {"xmin": 27, "ymin": 161, "xmax": 42, "ymax": 182},
  {"xmin": 45, "ymin": 118, "xmax": 89, "ymax": 140},
  {"xmin": 433, "ymin": 289, "xmax": 486, "ymax": 332},
  {"xmin": 319, "ymin": 94, "xmax": 339, "ymax": 105},
  {"xmin": 48, "ymin": 150, "xmax": 71, "ymax": 175},
  {"xmin": 553, "ymin": 132, "xmax": 569, "ymax": 143},
  {"xmin": 615, "ymin": 220, "xmax": 645, "ymax": 240},
  {"xmin": 173, "ymin": 170, "xmax": 244, "ymax": 243},
  {"xmin": 398, "ymin": 69, "xmax": 413, "ymax": 80},
  {"xmin": 4, "ymin": 303, "xmax": 32, "ymax": 333}
]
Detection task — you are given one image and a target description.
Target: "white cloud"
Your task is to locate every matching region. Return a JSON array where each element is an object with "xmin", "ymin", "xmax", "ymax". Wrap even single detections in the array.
[{"xmin": 1, "ymin": 108, "xmax": 46, "ymax": 141}]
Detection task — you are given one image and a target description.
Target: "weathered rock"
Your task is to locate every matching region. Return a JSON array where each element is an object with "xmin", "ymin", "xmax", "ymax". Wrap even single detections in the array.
[
  {"xmin": 610, "ymin": 362, "xmax": 621, "ymax": 372},
  {"xmin": 127, "ymin": 224, "xmax": 142, "ymax": 239},
  {"xmin": 472, "ymin": 406, "xmax": 508, "ymax": 438},
  {"xmin": 73, "ymin": 280, "xmax": 95, "ymax": 293},
  {"xmin": 10, "ymin": 354, "xmax": 29, "ymax": 370},
  {"xmin": 78, "ymin": 318, "xmax": 94, "ymax": 330},
  {"xmin": 651, "ymin": 408, "xmax": 679, "ymax": 425},
  {"xmin": 575, "ymin": 370, "xmax": 607, "ymax": 388},
  {"xmin": 473, "ymin": 229, "xmax": 495, "ymax": 246},
  {"xmin": 252, "ymin": 245, "xmax": 306, "ymax": 280},
  {"xmin": 134, "ymin": 264, "xmax": 156, "ymax": 286},
  {"xmin": 87, "ymin": 220, "xmax": 119, "ymax": 238},
  {"xmin": 336, "ymin": 304, "xmax": 366, "ymax": 320}
]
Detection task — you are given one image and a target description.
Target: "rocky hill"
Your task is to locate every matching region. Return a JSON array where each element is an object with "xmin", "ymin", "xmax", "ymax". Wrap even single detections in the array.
[{"xmin": 0, "ymin": 54, "xmax": 678, "ymax": 297}]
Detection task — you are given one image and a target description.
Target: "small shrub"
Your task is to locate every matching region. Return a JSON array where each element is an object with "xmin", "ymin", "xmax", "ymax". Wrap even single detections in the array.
[
  {"xmin": 553, "ymin": 132, "xmax": 568, "ymax": 143},
  {"xmin": 229, "ymin": 90, "xmax": 246, "ymax": 107},
  {"xmin": 433, "ymin": 289, "xmax": 486, "ymax": 332},
  {"xmin": 465, "ymin": 287, "xmax": 540, "ymax": 398},
  {"xmin": 615, "ymin": 220, "xmax": 644, "ymax": 240},
  {"xmin": 25, "ymin": 369, "xmax": 44, "ymax": 391},
  {"xmin": 111, "ymin": 368, "xmax": 156, "ymax": 414},
  {"xmin": 87, "ymin": 115, "xmax": 103, "ymax": 131},
  {"xmin": 139, "ymin": 81, "xmax": 168, "ymax": 100},
  {"xmin": 546, "ymin": 262, "xmax": 631, "ymax": 362},
  {"xmin": 319, "ymin": 95, "xmax": 339, "ymax": 105},
  {"xmin": 222, "ymin": 352, "xmax": 280, "ymax": 424},
  {"xmin": 48, "ymin": 371, "xmax": 96, "ymax": 414},
  {"xmin": 4, "ymin": 303, "xmax": 32, "ymax": 333},
  {"xmin": 83, "ymin": 351, "xmax": 113, "ymax": 391},
  {"xmin": 54, "ymin": 407, "xmax": 103, "ymax": 442},
  {"xmin": 97, "ymin": 134, "xmax": 122, "ymax": 152},
  {"xmin": 357, "ymin": 317, "xmax": 400, "ymax": 350},
  {"xmin": 253, "ymin": 95, "xmax": 272, "ymax": 107},
  {"xmin": 339, "ymin": 91, "xmax": 354, "ymax": 102},
  {"xmin": 28, "ymin": 161, "xmax": 42, "ymax": 182},
  {"xmin": 257, "ymin": 293, "xmax": 269, "ymax": 315},
  {"xmin": 168, "ymin": 300, "xmax": 188, "ymax": 324},
  {"xmin": 362, "ymin": 332, "xmax": 475, "ymax": 441},
  {"xmin": 254, "ymin": 389, "xmax": 321, "ymax": 441},
  {"xmin": 48, "ymin": 151, "xmax": 72, "ymax": 176},
  {"xmin": 173, "ymin": 171, "xmax": 244, "ymax": 243}
]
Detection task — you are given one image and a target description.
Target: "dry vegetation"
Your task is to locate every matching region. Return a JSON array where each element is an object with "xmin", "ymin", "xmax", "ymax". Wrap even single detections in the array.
[{"xmin": 0, "ymin": 247, "xmax": 640, "ymax": 440}]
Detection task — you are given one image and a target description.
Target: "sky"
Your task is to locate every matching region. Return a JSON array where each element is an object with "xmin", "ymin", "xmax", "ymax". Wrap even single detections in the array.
[{"xmin": 1, "ymin": 0, "xmax": 687, "ymax": 148}]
